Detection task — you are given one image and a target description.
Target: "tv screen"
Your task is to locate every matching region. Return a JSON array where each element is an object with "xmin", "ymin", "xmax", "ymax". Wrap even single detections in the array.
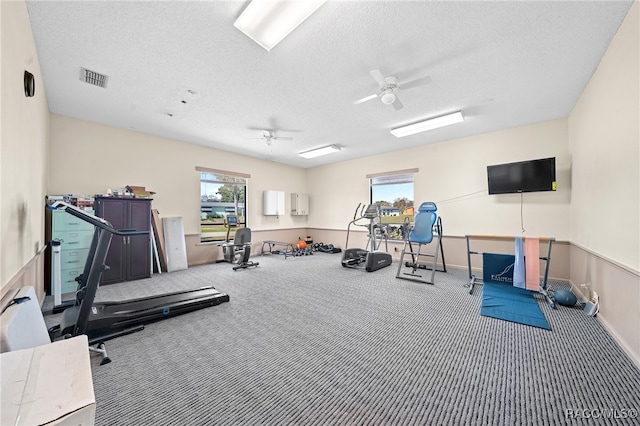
[{"xmin": 487, "ymin": 157, "xmax": 556, "ymax": 194}]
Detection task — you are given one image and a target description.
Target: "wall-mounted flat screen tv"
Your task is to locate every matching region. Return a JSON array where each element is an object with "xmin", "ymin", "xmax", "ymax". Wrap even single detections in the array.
[{"xmin": 487, "ymin": 157, "xmax": 556, "ymax": 194}]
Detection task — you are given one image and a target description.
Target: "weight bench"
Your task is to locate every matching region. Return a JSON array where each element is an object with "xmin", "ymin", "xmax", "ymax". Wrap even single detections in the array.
[{"xmin": 261, "ymin": 241, "xmax": 296, "ymax": 259}]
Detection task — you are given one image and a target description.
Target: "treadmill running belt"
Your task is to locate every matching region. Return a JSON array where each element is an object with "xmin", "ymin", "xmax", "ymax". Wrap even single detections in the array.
[{"xmin": 59, "ymin": 287, "xmax": 229, "ymax": 341}]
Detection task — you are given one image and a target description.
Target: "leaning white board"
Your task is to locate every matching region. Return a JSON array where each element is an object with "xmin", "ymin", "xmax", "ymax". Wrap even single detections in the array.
[{"xmin": 162, "ymin": 217, "xmax": 188, "ymax": 272}]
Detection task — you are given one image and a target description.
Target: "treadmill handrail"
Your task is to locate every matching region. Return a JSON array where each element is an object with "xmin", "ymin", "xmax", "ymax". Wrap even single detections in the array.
[{"xmin": 50, "ymin": 201, "xmax": 148, "ymax": 236}]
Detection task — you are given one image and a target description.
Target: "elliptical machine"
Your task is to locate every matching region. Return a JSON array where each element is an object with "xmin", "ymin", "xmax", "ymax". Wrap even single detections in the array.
[
  {"xmin": 341, "ymin": 203, "xmax": 393, "ymax": 272},
  {"xmin": 221, "ymin": 214, "xmax": 258, "ymax": 271}
]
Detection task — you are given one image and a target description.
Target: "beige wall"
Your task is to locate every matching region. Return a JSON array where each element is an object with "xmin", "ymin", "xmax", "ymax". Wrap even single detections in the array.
[
  {"xmin": 307, "ymin": 118, "xmax": 571, "ymax": 240},
  {"xmin": 567, "ymin": 1, "xmax": 639, "ymax": 366},
  {"xmin": 570, "ymin": 244, "xmax": 639, "ymax": 367},
  {"xmin": 1, "ymin": 1, "xmax": 50, "ymax": 301},
  {"xmin": 569, "ymin": 1, "xmax": 639, "ymax": 272},
  {"xmin": 49, "ymin": 114, "xmax": 308, "ymax": 236}
]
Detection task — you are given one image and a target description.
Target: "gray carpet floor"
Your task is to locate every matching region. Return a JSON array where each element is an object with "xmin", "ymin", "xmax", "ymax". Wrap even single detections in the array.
[{"xmin": 44, "ymin": 253, "xmax": 640, "ymax": 425}]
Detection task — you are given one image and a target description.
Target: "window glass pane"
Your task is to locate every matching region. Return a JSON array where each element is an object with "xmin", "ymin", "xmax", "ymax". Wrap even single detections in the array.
[
  {"xmin": 200, "ymin": 172, "xmax": 247, "ymax": 243},
  {"xmin": 370, "ymin": 175, "xmax": 414, "ymax": 241}
]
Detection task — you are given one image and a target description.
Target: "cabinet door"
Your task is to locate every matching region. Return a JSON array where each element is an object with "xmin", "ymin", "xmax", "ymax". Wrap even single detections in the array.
[
  {"xmin": 127, "ymin": 200, "xmax": 151, "ymax": 281},
  {"xmin": 291, "ymin": 193, "xmax": 309, "ymax": 215},
  {"xmin": 263, "ymin": 190, "xmax": 285, "ymax": 215},
  {"xmin": 96, "ymin": 198, "xmax": 127, "ymax": 284},
  {"xmin": 299, "ymin": 194, "xmax": 309, "ymax": 214}
]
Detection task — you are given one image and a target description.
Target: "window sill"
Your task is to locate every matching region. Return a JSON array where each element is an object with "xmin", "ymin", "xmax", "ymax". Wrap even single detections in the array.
[{"xmin": 197, "ymin": 241, "xmax": 223, "ymax": 246}]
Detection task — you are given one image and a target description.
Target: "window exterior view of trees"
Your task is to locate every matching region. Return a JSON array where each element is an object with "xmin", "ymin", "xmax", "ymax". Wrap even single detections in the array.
[
  {"xmin": 200, "ymin": 172, "xmax": 247, "ymax": 242},
  {"xmin": 370, "ymin": 173, "xmax": 414, "ymax": 240}
]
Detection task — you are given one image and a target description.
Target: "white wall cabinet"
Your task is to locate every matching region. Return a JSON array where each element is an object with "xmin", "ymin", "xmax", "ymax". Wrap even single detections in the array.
[
  {"xmin": 263, "ymin": 190, "xmax": 285, "ymax": 216},
  {"xmin": 291, "ymin": 193, "xmax": 309, "ymax": 215}
]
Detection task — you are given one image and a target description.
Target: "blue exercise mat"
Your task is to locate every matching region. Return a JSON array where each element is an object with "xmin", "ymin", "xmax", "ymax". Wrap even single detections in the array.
[{"xmin": 480, "ymin": 281, "xmax": 551, "ymax": 330}]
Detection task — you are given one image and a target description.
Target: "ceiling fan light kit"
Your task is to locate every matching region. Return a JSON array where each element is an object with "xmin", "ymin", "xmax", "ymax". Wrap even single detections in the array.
[
  {"xmin": 234, "ymin": 0, "xmax": 327, "ymax": 51},
  {"xmin": 391, "ymin": 110, "xmax": 465, "ymax": 138},
  {"xmin": 298, "ymin": 145, "xmax": 341, "ymax": 159},
  {"xmin": 354, "ymin": 70, "xmax": 431, "ymax": 111},
  {"xmin": 250, "ymin": 130, "xmax": 294, "ymax": 146},
  {"xmin": 380, "ymin": 90, "xmax": 396, "ymax": 105}
]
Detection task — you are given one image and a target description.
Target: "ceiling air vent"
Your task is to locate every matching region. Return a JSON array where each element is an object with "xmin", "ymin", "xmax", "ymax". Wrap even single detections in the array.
[{"xmin": 79, "ymin": 67, "xmax": 109, "ymax": 88}]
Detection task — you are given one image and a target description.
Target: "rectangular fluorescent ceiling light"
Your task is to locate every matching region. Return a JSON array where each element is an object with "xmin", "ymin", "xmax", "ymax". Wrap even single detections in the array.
[
  {"xmin": 298, "ymin": 145, "xmax": 341, "ymax": 159},
  {"xmin": 391, "ymin": 110, "xmax": 464, "ymax": 138},
  {"xmin": 234, "ymin": 0, "xmax": 327, "ymax": 51}
]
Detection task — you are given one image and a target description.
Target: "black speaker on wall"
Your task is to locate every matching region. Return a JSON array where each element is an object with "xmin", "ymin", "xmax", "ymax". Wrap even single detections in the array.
[{"xmin": 24, "ymin": 70, "xmax": 35, "ymax": 97}]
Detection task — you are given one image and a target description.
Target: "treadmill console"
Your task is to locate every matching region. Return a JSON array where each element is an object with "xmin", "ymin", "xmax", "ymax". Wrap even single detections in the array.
[{"xmin": 363, "ymin": 204, "xmax": 380, "ymax": 219}]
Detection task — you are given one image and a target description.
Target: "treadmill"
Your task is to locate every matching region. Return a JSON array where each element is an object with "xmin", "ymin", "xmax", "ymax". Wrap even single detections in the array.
[{"xmin": 48, "ymin": 201, "xmax": 229, "ymax": 364}]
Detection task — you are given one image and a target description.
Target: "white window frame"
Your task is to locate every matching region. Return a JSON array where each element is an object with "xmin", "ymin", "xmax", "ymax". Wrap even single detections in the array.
[
  {"xmin": 368, "ymin": 169, "xmax": 417, "ymax": 240},
  {"xmin": 197, "ymin": 167, "xmax": 250, "ymax": 243}
]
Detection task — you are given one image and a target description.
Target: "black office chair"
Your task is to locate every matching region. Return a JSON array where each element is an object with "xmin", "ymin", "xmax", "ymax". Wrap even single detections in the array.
[{"xmin": 222, "ymin": 228, "xmax": 259, "ymax": 271}]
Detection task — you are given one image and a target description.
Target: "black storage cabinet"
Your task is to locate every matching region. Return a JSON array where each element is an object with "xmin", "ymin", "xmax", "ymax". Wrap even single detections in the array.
[{"xmin": 95, "ymin": 197, "xmax": 152, "ymax": 284}]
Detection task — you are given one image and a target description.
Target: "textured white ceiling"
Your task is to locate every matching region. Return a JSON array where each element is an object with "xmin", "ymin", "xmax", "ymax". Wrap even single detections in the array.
[{"xmin": 25, "ymin": 0, "xmax": 633, "ymax": 168}]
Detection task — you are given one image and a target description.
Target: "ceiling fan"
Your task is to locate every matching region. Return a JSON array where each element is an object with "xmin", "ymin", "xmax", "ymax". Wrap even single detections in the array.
[
  {"xmin": 354, "ymin": 70, "xmax": 432, "ymax": 111},
  {"xmin": 249, "ymin": 130, "xmax": 293, "ymax": 146}
]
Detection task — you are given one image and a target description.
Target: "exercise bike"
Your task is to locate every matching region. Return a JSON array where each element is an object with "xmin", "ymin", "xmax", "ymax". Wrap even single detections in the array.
[
  {"xmin": 341, "ymin": 203, "xmax": 393, "ymax": 272},
  {"xmin": 221, "ymin": 214, "xmax": 259, "ymax": 271}
]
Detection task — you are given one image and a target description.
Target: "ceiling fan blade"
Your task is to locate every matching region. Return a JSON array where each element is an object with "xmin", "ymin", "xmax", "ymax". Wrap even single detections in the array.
[
  {"xmin": 400, "ymin": 75, "xmax": 432, "ymax": 90},
  {"xmin": 370, "ymin": 70, "xmax": 387, "ymax": 87},
  {"xmin": 275, "ymin": 136, "xmax": 293, "ymax": 141},
  {"xmin": 353, "ymin": 93, "xmax": 378, "ymax": 105},
  {"xmin": 392, "ymin": 97, "xmax": 404, "ymax": 111}
]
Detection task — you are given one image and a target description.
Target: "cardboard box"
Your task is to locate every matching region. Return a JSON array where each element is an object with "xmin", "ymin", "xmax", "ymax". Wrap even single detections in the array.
[
  {"xmin": 126, "ymin": 185, "xmax": 155, "ymax": 198},
  {"xmin": 1, "ymin": 336, "xmax": 96, "ymax": 425}
]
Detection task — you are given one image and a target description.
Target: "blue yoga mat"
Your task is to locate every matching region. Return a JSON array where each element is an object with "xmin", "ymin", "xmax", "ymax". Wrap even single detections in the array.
[{"xmin": 480, "ymin": 281, "xmax": 551, "ymax": 330}]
